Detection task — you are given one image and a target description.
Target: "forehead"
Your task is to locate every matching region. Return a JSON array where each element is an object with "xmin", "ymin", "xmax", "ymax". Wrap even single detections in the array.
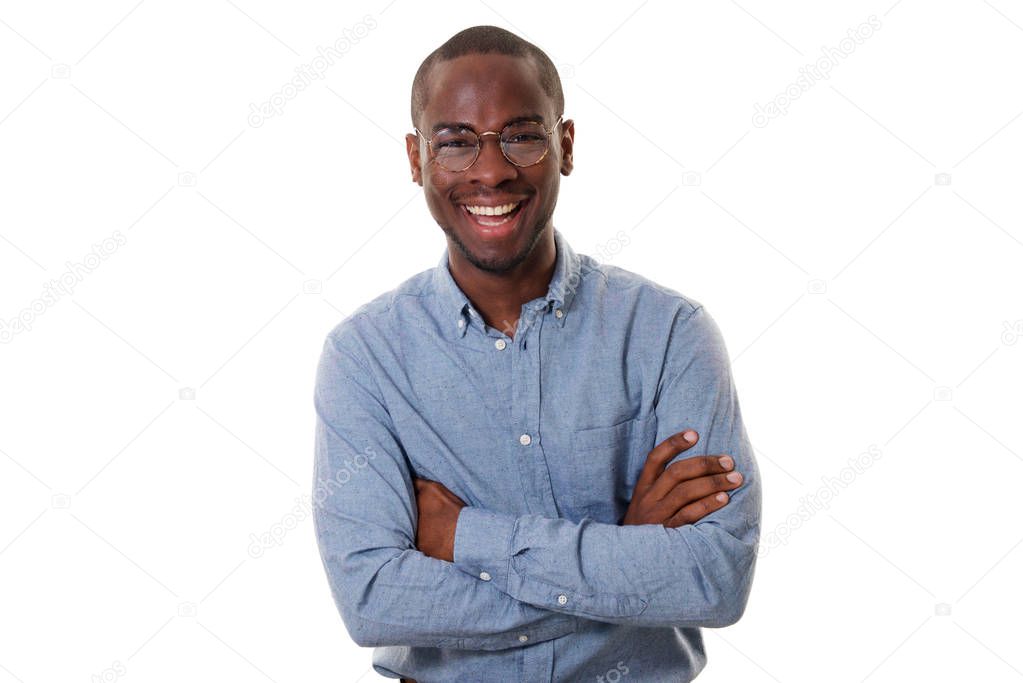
[{"xmin": 422, "ymin": 53, "xmax": 553, "ymax": 130}]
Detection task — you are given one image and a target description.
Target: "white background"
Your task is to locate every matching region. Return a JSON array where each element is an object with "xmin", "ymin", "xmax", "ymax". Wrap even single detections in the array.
[{"xmin": 1, "ymin": 1, "xmax": 1021, "ymax": 681}]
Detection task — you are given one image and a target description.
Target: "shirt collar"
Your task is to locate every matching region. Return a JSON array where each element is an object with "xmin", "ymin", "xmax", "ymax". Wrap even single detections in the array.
[{"xmin": 431, "ymin": 227, "xmax": 581, "ymax": 339}]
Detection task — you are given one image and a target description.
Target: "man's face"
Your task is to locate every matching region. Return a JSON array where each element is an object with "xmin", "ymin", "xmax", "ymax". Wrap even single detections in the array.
[{"xmin": 406, "ymin": 53, "xmax": 574, "ymax": 274}]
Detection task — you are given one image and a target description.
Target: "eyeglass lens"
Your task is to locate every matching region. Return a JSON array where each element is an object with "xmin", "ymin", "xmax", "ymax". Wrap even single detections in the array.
[{"xmin": 431, "ymin": 121, "xmax": 550, "ymax": 171}]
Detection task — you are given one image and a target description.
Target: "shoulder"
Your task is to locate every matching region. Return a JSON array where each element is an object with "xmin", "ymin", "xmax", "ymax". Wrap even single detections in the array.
[
  {"xmin": 581, "ymin": 254, "xmax": 704, "ymax": 322},
  {"xmin": 323, "ymin": 265, "xmax": 435, "ymax": 353},
  {"xmin": 580, "ymin": 256, "xmax": 731, "ymax": 365}
]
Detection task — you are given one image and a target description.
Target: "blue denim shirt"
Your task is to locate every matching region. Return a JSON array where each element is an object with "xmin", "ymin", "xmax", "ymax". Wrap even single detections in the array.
[{"xmin": 313, "ymin": 228, "xmax": 761, "ymax": 682}]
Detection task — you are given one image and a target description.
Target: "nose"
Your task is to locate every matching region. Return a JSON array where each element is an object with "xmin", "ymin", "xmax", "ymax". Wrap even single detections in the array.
[{"xmin": 466, "ymin": 132, "xmax": 517, "ymax": 186}]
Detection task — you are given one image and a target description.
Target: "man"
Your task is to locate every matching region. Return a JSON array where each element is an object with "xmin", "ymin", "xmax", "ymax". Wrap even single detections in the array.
[{"xmin": 313, "ymin": 25, "xmax": 761, "ymax": 682}]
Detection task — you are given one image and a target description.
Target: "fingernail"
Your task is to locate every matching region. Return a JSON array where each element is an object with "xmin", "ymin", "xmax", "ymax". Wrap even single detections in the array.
[
  {"xmin": 726, "ymin": 471, "xmax": 742, "ymax": 483},
  {"xmin": 684, "ymin": 431, "xmax": 697, "ymax": 443},
  {"xmin": 718, "ymin": 456, "xmax": 733, "ymax": 469},
  {"xmin": 715, "ymin": 492, "xmax": 728, "ymax": 502}
]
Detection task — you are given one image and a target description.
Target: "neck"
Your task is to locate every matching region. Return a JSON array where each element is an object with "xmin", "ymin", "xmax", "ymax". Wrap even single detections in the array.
[{"xmin": 447, "ymin": 229, "xmax": 557, "ymax": 339}]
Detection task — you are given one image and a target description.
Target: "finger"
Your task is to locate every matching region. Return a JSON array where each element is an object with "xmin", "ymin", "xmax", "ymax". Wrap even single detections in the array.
[
  {"xmin": 647, "ymin": 454, "xmax": 736, "ymax": 501},
  {"xmin": 657, "ymin": 471, "xmax": 743, "ymax": 517},
  {"xmin": 664, "ymin": 490, "xmax": 731, "ymax": 528},
  {"xmin": 634, "ymin": 430, "xmax": 699, "ymax": 495}
]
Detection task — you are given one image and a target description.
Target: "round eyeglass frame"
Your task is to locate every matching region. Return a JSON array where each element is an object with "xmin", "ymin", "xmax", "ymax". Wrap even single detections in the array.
[{"xmin": 414, "ymin": 115, "xmax": 564, "ymax": 172}]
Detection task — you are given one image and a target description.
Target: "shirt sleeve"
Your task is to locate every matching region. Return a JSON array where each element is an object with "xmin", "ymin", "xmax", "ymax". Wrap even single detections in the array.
[
  {"xmin": 451, "ymin": 304, "xmax": 762, "ymax": 628},
  {"xmin": 312, "ymin": 326, "xmax": 579, "ymax": 650}
]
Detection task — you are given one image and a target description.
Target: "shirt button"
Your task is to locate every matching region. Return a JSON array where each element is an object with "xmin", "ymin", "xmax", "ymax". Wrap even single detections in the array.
[
  {"xmin": 479, "ymin": 571, "xmax": 491, "ymax": 581},
  {"xmin": 519, "ymin": 433, "xmax": 531, "ymax": 446},
  {"xmin": 555, "ymin": 309, "xmax": 564, "ymax": 319},
  {"xmin": 457, "ymin": 319, "xmax": 464, "ymax": 328},
  {"xmin": 518, "ymin": 634, "xmax": 529, "ymax": 643},
  {"xmin": 495, "ymin": 339, "xmax": 507, "ymax": 350},
  {"xmin": 557, "ymin": 594, "xmax": 568, "ymax": 605}
]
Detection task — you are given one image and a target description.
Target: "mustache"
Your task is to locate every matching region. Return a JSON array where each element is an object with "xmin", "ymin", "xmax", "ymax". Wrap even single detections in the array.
[{"xmin": 453, "ymin": 192, "xmax": 530, "ymax": 203}]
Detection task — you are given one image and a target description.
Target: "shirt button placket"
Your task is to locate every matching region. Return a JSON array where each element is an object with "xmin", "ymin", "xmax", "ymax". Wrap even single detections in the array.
[{"xmin": 528, "ymin": 307, "xmax": 559, "ymax": 517}]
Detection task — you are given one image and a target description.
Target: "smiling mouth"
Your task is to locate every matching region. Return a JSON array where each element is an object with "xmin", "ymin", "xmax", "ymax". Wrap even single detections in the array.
[{"xmin": 459, "ymin": 199, "xmax": 527, "ymax": 228}]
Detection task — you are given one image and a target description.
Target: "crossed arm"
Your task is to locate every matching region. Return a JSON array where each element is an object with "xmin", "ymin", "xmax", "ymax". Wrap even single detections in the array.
[{"xmin": 312, "ymin": 305, "xmax": 761, "ymax": 650}]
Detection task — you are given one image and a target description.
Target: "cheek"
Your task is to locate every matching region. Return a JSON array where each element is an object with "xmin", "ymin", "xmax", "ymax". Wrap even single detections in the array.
[
  {"xmin": 423, "ymin": 168, "xmax": 454, "ymax": 199},
  {"xmin": 423, "ymin": 183, "xmax": 455, "ymax": 219},
  {"xmin": 532, "ymin": 172, "xmax": 560, "ymax": 204},
  {"xmin": 545, "ymin": 172, "xmax": 561, "ymax": 192}
]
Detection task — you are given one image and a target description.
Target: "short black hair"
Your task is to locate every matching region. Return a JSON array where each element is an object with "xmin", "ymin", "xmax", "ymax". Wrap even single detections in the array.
[{"xmin": 410, "ymin": 25, "xmax": 564, "ymax": 129}]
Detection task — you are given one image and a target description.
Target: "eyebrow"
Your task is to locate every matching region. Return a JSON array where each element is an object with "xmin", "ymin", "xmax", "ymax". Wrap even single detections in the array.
[{"xmin": 430, "ymin": 114, "xmax": 545, "ymax": 134}]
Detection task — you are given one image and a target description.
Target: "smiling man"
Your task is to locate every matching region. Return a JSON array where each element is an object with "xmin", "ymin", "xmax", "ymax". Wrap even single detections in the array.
[{"xmin": 313, "ymin": 26, "xmax": 762, "ymax": 682}]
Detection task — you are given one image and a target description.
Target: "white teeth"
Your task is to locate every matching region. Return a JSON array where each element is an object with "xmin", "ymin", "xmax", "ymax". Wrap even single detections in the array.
[{"xmin": 465, "ymin": 202, "xmax": 519, "ymax": 216}]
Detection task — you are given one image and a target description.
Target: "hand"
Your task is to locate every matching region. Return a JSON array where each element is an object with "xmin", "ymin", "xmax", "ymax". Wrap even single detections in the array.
[
  {"xmin": 622, "ymin": 430, "xmax": 743, "ymax": 527},
  {"xmin": 413, "ymin": 477, "xmax": 467, "ymax": 562}
]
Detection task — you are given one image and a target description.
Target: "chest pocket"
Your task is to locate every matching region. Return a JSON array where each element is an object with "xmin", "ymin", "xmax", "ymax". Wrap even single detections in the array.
[{"xmin": 567, "ymin": 413, "xmax": 658, "ymax": 523}]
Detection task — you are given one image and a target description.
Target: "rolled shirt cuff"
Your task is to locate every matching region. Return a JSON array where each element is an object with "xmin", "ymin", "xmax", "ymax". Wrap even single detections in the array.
[{"xmin": 452, "ymin": 506, "xmax": 517, "ymax": 592}]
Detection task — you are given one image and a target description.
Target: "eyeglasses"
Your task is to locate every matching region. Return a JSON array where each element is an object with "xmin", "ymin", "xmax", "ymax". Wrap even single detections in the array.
[{"xmin": 415, "ymin": 115, "xmax": 563, "ymax": 173}]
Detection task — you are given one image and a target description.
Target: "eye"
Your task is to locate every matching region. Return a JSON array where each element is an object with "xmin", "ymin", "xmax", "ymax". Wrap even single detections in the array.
[{"xmin": 506, "ymin": 134, "xmax": 544, "ymax": 144}]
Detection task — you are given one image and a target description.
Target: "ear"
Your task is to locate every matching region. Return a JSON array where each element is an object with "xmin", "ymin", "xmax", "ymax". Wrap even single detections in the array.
[
  {"xmin": 406, "ymin": 132, "xmax": 424, "ymax": 186},
  {"xmin": 559, "ymin": 118, "xmax": 574, "ymax": 176}
]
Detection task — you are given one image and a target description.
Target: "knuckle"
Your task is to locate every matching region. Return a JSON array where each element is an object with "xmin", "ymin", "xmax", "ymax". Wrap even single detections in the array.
[
  {"xmin": 662, "ymin": 460, "xmax": 683, "ymax": 481},
  {"xmin": 651, "ymin": 448, "xmax": 672, "ymax": 465},
  {"xmin": 670, "ymin": 463, "xmax": 693, "ymax": 486},
  {"xmin": 676, "ymin": 479, "xmax": 698, "ymax": 500},
  {"xmin": 679, "ymin": 478, "xmax": 703, "ymax": 498},
  {"xmin": 646, "ymin": 447, "xmax": 667, "ymax": 464}
]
